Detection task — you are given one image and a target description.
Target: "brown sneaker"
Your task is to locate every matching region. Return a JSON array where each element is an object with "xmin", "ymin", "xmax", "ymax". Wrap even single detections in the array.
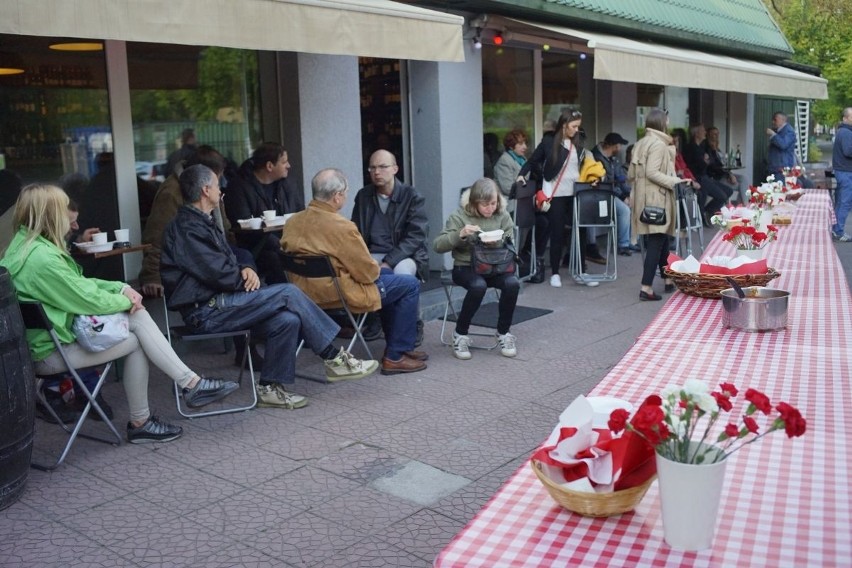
[
  {"xmin": 402, "ymin": 350, "xmax": 429, "ymax": 361},
  {"xmin": 380, "ymin": 354, "xmax": 427, "ymax": 375}
]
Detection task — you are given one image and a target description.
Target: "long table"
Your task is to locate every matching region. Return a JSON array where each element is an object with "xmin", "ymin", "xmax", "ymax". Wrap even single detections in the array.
[{"xmin": 435, "ymin": 192, "xmax": 852, "ymax": 567}]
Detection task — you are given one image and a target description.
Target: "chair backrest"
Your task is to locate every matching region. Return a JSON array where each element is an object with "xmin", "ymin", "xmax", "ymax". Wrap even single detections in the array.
[
  {"xmin": 19, "ymin": 301, "xmax": 52, "ymax": 332},
  {"xmin": 513, "ymin": 180, "xmax": 537, "ymax": 230},
  {"xmin": 574, "ymin": 182, "xmax": 615, "ymax": 226},
  {"xmin": 280, "ymin": 254, "xmax": 337, "ymax": 280}
]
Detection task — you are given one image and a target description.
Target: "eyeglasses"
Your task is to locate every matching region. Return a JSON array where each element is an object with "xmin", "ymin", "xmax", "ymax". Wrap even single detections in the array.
[{"xmin": 367, "ymin": 164, "xmax": 395, "ymax": 173}]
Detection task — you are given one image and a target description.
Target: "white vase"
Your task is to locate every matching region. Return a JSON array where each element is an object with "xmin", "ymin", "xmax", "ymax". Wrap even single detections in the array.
[
  {"xmin": 734, "ymin": 247, "xmax": 767, "ymax": 261},
  {"xmin": 655, "ymin": 444, "xmax": 728, "ymax": 551}
]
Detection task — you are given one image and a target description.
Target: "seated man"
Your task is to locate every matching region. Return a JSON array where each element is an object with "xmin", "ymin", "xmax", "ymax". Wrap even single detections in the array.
[
  {"xmin": 705, "ymin": 126, "xmax": 743, "ymax": 204},
  {"xmin": 683, "ymin": 124, "xmax": 731, "ymax": 223},
  {"xmin": 352, "ymin": 150, "xmax": 428, "ymax": 342},
  {"xmin": 592, "ymin": 132, "xmax": 636, "ymax": 256},
  {"xmin": 224, "ymin": 143, "xmax": 304, "ymax": 284},
  {"xmin": 281, "ymin": 168, "xmax": 427, "ymax": 375},
  {"xmin": 161, "ymin": 165, "xmax": 379, "ymax": 409}
]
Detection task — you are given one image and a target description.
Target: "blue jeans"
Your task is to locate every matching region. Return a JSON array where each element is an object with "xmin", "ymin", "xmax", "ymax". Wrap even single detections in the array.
[
  {"xmin": 833, "ymin": 170, "xmax": 852, "ymax": 236},
  {"xmin": 615, "ymin": 198, "xmax": 631, "ymax": 249},
  {"xmin": 377, "ymin": 270, "xmax": 420, "ymax": 360},
  {"xmin": 184, "ymin": 284, "xmax": 339, "ymax": 385}
]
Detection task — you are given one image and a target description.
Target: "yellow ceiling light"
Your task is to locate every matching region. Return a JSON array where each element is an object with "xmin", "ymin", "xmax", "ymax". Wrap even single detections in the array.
[
  {"xmin": 49, "ymin": 42, "xmax": 103, "ymax": 52},
  {"xmin": 0, "ymin": 52, "xmax": 24, "ymax": 75}
]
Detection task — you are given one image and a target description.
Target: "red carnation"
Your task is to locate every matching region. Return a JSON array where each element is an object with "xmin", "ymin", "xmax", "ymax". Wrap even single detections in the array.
[
  {"xmin": 776, "ymin": 402, "xmax": 807, "ymax": 438},
  {"xmin": 720, "ymin": 383, "xmax": 738, "ymax": 397},
  {"xmin": 631, "ymin": 404, "xmax": 669, "ymax": 445},
  {"xmin": 724, "ymin": 423, "xmax": 739, "ymax": 437},
  {"xmin": 712, "ymin": 391, "xmax": 733, "ymax": 412},
  {"xmin": 743, "ymin": 416, "xmax": 759, "ymax": 434},
  {"xmin": 745, "ymin": 388, "xmax": 772, "ymax": 414},
  {"xmin": 608, "ymin": 408, "xmax": 630, "ymax": 434}
]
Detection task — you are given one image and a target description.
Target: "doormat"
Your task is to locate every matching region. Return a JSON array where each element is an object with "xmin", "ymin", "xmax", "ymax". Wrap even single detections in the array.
[{"xmin": 445, "ymin": 304, "xmax": 552, "ymax": 329}]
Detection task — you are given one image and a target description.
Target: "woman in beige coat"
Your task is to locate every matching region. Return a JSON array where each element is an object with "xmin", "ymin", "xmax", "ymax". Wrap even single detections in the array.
[{"xmin": 629, "ymin": 108, "xmax": 693, "ymax": 301}]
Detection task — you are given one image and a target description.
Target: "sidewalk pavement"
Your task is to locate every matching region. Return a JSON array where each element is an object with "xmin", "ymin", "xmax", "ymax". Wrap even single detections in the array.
[{"xmin": 3, "ymin": 222, "xmax": 851, "ymax": 567}]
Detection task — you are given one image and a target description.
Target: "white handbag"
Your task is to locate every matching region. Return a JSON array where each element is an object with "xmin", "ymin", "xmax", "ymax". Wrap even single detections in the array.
[{"xmin": 72, "ymin": 312, "xmax": 130, "ymax": 352}]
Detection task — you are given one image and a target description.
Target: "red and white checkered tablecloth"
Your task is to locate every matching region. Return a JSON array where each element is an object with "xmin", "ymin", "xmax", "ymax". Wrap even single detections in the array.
[{"xmin": 436, "ymin": 192, "xmax": 852, "ymax": 567}]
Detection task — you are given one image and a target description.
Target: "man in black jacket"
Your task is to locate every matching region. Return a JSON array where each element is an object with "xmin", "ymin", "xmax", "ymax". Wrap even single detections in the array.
[
  {"xmin": 592, "ymin": 133, "xmax": 637, "ymax": 256},
  {"xmin": 683, "ymin": 124, "xmax": 732, "ymax": 224},
  {"xmin": 352, "ymin": 150, "xmax": 427, "ymax": 343},
  {"xmin": 162, "ymin": 165, "xmax": 379, "ymax": 410},
  {"xmin": 224, "ymin": 143, "xmax": 304, "ymax": 283}
]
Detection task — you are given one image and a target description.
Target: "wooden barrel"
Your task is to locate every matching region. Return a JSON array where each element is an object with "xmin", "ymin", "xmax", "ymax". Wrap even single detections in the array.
[{"xmin": 0, "ymin": 267, "xmax": 35, "ymax": 510}]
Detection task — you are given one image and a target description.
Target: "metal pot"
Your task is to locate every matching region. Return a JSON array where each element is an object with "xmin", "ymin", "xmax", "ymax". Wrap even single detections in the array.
[{"xmin": 720, "ymin": 287, "xmax": 789, "ymax": 332}]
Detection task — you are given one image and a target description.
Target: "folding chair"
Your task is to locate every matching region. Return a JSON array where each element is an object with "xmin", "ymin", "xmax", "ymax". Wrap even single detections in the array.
[
  {"xmin": 674, "ymin": 183, "xmax": 705, "ymax": 258},
  {"xmin": 19, "ymin": 301, "xmax": 122, "ymax": 471},
  {"xmin": 568, "ymin": 182, "xmax": 618, "ymax": 284},
  {"xmin": 281, "ymin": 253, "xmax": 374, "ymax": 361},
  {"xmin": 512, "ymin": 180, "xmax": 539, "ymax": 283},
  {"xmin": 162, "ymin": 298, "xmax": 257, "ymax": 418},
  {"xmin": 438, "ymin": 270, "xmax": 500, "ymax": 350}
]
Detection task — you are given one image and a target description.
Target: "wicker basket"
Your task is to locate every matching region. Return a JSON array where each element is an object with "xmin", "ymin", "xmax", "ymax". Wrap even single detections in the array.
[
  {"xmin": 664, "ymin": 267, "xmax": 781, "ymax": 299},
  {"xmin": 530, "ymin": 460, "xmax": 655, "ymax": 517}
]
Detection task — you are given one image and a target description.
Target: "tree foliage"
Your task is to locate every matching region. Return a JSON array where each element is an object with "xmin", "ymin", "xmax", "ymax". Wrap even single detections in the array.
[{"xmin": 763, "ymin": 0, "xmax": 852, "ymax": 125}]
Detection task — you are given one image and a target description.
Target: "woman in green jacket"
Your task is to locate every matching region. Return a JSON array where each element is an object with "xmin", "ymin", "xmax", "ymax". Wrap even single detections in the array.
[
  {"xmin": 433, "ymin": 178, "xmax": 519, "ymax": 361},
  {"xmin": 0, "ymin": 184, "xmax": 238, "ymax": 444}
]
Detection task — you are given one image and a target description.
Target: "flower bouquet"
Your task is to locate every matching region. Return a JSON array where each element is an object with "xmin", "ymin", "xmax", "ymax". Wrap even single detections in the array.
[
  {"xmin": 607, "ymin": 379, "xmax": 806, "ymax": 550},
  {"xmin": 721, "ymin": 221, "xmax": 778, "ymax": 251}
]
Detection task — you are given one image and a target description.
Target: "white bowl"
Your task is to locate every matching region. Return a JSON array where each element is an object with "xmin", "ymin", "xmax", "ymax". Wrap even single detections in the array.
[
  {"xmin": 76, "ymin": 241, "xmax": 114, "ymax": 254},
  {"xmin": 238, "ymin": 218, "xmax": 262, "ymax": 230},
  {"xmin": 479, "ymin": 229, "xmax": 504, "ymax": 243}
]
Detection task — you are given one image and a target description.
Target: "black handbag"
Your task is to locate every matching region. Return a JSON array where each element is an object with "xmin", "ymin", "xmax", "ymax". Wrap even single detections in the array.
[
  {"xmin": 471, "ymin": 241, "xmax": 517, "ymax": 277},
  {"xmin": 640, "ymin": 205, "xmax": 667, "ymax": 225}
]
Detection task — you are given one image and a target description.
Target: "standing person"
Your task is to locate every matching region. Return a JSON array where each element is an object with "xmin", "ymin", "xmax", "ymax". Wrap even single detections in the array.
[
  {"xmin": 433, "ymin": 178, "xmax": 520, "ymax": 360},
  {"xmin": 517, "ymin": 109, "xmax": 598, "ymax": 288},
  {"xmin": 1, "ymin": 183, "xmax": 239, "ymax": 443},
  {"xmin": 351, "ymin": 150, "xmax": 428, "ymax": 343},
  {"xmin": 831, "ymin": 107, "xmax": 852, "ymax": 242},
  {"xmin": 629, "ymin": 108, "xmax": 686, "ymax": 301},
  {"xmin": 281, "ymin": 168, "xmax": 427, "ymax": 376},
  {"xmin": 224, "ymin": 143, "xmax": 304, "ymax": 284},
  {"xmin": 161, "ymin": 165, "xmax": 379, "ymax": 410},
  {"xmin": 766, "ymin": 111, "xmax": 797, "ymax": 181}
]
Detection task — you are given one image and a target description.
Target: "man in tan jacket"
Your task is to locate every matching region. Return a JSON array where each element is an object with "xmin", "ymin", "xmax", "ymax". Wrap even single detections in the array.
[{"xmin": 281, "ymin": 168, "xmax": 427, "ymax": 375}]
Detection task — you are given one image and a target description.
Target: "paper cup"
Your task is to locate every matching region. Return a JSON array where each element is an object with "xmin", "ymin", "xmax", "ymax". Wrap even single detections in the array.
[
  {"xmin": 248, "ymin": 218, "xmax": 262, "ymax": 230},
  {"xmin": 263, "ymin": 210, "xmax": 276, "ymax": 221},
  {"xmin": 114, "ymin": 229, "xmax": 130, "ymax": 242},
  {"xmin": 92, "ymin": 232, "xmax": 108, "ymax": 245}
]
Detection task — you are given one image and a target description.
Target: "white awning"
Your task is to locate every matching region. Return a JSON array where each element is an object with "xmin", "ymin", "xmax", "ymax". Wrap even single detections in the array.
[
  {"xmin": 517, "ymin": 20, "xmax": 827, "ymax": 100},
  {"xmin": 0, "ymin": 0, "xmax": 465, "ymax": 62}
]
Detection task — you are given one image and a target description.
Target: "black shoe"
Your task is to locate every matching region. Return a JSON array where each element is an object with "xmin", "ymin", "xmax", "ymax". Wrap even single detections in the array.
[
  {"xmin": 127, "ymin": 416, "xmax": 183, "ymax": 444},
  {"xmin": 183, "ymin": 377, "xmax": 239, "ymax": 408},
  {"xmin": 639, "ymin": 291, "xmax": 663, "ymax": 301},
  {"xmin": 628, "ymin": 244, "xmax": 642, "ymax": 252},
  {"xmin": 618, "ymin": 248, "xmax": 633, "ymax": 257},
  {"xmin": 234, "ymin": 344, "xmax": 264, "ymax": 371},
  {"xmin": 664, "ymin": 283, "xmax": 676, "ymax": 293},
  {"xmin": 414, "ymin": 319, "xmax": 424, "ymax": 347},
  {"xmin": 586, "ymin": 251, "xmax": 607, "ymax": 265},
  {"xmin": 362, "ymin": 321, "xmax": 383, "ymax": 342},
  {"xmin": 529, "ymin": 270, "xmax": 546, "ymax": 284},
  {"xmin": 36, "ymin": 389, "xmax": 81, "ymax": 425}
]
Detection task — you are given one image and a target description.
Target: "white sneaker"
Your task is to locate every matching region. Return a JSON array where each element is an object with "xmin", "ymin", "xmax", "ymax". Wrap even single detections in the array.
[
  {"xmin": 452, "ymin": 332, "xmax": 472, "ymax": 360},
  {"xmin": 550, "ymin": 274, "xmax": 562, "ymax": 288},
  {"xmin": 497, "ymin": 332, "xmax": 517, "ymax": 357},
  {"xmin": 324, "ymin": 347, "xmax": 379, "ymax": 382},
  {"xmin": 256, "ymin": 384, "xmax": 308, "ymax": 409}
]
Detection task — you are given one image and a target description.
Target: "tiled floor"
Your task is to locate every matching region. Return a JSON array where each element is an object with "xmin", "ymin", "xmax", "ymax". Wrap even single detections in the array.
[{"xmin": 3, "ymin": 228, "xmax": 850, "ymax": 567}]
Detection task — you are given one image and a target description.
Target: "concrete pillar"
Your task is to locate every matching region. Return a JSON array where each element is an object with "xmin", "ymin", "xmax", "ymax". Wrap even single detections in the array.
[
  {"xmin": 597, "ymin": 81, "xmax": 637, "ymax": 160},
  {"xmin": 409, "ymin": 41, "xmax": 483, "ymax": 271}
]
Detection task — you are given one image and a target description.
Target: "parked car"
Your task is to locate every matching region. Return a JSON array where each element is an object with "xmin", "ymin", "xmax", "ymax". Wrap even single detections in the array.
[{"xmin": 135, "ymin": 160, "xmax": 167, "ymax": 182}]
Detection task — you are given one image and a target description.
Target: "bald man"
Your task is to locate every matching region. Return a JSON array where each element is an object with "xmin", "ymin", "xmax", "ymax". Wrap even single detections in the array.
[{"xmin": 352, "ymin": 150, "xmax": 428, "ymax": 344}]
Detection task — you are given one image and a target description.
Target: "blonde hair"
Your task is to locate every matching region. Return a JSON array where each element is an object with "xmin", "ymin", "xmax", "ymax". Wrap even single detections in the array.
[
  {"xmin": 464, "ymin": 178, "xmax": 503, "ymax": 217},
  {"xmin": 13, "ymin": 183, "xmax": 71, "ymax": 251}
]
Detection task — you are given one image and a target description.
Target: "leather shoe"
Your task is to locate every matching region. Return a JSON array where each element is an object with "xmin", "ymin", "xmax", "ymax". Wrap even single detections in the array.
[
  {"xmin": 380, "ymin": 355, "xmax": 427, "ymax": 375},
  {"xmin": 586, "ymin": 252, "xmax": 607, "ymax": 265},
  {"xmin": 402, "ymin": 350, "xmax": 429, "ymax": 361},
  {"xmin": 629, "ymin": 244, "xmax": 642, "ymax": 252},
  {"xmin": 529, "ymin": 270, "xmax": 546, "ymax": 284},
  {"xmin": 639, "ymin": 290, "xmax": 663, "ymax": 301},
  {"xmin": 618, "ymin": 247, "xmax": 632, "ymax": 257},
  {"xmin": 664, "ymin": 283, "xmax": 676, "ymax": 293}
]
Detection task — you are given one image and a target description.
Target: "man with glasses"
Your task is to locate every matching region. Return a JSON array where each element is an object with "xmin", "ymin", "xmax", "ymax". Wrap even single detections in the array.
[
  {"xmin": 352, "ymin": 150, "xmax": 428, "ymax": 344},
  {"xmin": 282, "ymin": 168, "xmax": 427, "ymax": 375}
]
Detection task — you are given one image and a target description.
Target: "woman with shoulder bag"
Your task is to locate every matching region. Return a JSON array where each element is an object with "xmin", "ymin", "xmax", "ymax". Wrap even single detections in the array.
[
  {"xmin": 517, "ymin": 109, "xmax": 597, "ymax": 288},
  {"xmin": 0, "ymin": 184, "xmax": 239, "ymax": 444},
  {"xmin": 433, "ymin": 178, "xmax": 519, "ymax": 361},
  {"xmin": 628, "ymin": 108, "xmax": 686, "ymax": 301}
]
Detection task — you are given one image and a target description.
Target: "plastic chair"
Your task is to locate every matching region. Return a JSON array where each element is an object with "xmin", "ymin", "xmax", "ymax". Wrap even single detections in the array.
[
  {"xmin": 567, "ymin": 182, "xmax": 617, "ymax": 284},
  {"xmin": 19, "ymin": 301, "xmax": 122, "ymax": 471},
  {"xmin": 162, "ymin": 298, "xmax": 257, "ymax": 418},
  {"xmin": 281, "ymin": 253, "xmax": 374, "ymax": 361},
  {"xmin": 674, "ymin": 183, "xmax": 705, "ymax": 258}
]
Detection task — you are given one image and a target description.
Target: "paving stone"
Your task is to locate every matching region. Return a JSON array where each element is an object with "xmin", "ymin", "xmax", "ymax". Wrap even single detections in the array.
[
  {"xmin": 320, "ymin": 536, "xmax": 430, "ymax": 568},
  {"xmin": 186, "ymin": 489, "xmax": 306, "ymax": 539},
  {"xmin": 313, "ymin": 442, "xmax": 409, "ymax": 484},
  {"xmin": 246, "ymin": 466, "xmax": 361, "ymax": 510},
  {"xmin": 369, "ymin": 461, "xmax": 470, "ymax": 506},
  {"xmin": 311, "ymin": 486, "xmax": 422, "ymax": 533},
  {"xmin": 191, "ymin": 542, "xmax": 292, "ymax": 568},
  {"xmin": 377, "ymin": 509, "xmax": 467, "ymax": 562}
]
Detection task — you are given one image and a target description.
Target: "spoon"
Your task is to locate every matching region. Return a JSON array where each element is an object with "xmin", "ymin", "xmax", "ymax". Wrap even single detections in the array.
[{"xmin": 725, "ymin": 276, "xmax": 746, "ymax": 299}]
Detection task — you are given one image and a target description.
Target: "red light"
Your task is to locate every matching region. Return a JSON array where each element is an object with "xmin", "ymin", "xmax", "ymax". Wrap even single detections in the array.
[{"xmin": 493, "ymin": 34, "xmax": 503, "ymax": 46}]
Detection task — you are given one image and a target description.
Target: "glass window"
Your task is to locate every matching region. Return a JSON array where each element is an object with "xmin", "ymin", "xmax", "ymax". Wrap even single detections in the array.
[
  {"xmin": 482, "ymin": 45, "xmax": 534, "ymax": 177},
  {"xmin": 542, "ymin": 51, "xmax": 581, "ymax": 131},
  {"xmin": 359, "ymin": 57, "xmax": 404, "ymax": 186}
]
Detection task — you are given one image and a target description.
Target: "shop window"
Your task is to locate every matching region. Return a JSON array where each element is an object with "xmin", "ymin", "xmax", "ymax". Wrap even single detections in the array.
[
  {"xmin": 542, "ymin": 51, "xmax": 580, "ymax": 131},
  {"xmin": 359, "ymin": 57, "xmax": 404, "ymax": 186}
]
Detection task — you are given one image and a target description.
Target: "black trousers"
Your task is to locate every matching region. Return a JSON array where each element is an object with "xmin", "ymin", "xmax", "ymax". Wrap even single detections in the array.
[
  {"xmin": 546, "ymin": 196, "xmax": 587, "ymax": 275},
  {"xmin": 642, "ymin": 233, "xmax": 670, "ymax": 287},
  {"xmin": 452, "ymin": 266, "xmax": 520, "ymax": 335}
]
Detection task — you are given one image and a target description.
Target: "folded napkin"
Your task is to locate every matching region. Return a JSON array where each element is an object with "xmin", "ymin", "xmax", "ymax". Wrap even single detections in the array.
[{"xmin": 668, "ymin": 253, "xmax": 768, "ymax": 275}]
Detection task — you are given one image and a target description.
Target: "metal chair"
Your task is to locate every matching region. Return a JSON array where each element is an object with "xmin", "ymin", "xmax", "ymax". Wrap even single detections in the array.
[
  {"xmin": 19, "ymin": 301, "xmax": 122, "ymax": 471},
  {"xmin": 281, "ymin": 253, "xmax": 374, "ymax": 361},
  {"xmin": 512, "ymin": 180, "xmax": 539, "ymax": 283},
  {"xmin": 438, "ymin": 269, "xmax": 500, "ymax": 350},
  {"xmin": 567, "ymin": 182, "xmax": 617, "ymax": 284},
  {"xmin": 674, "ymin": 183, "xmax": 705, "ymax": 258},
  {"xmin": 162, "ymin": 298, "xmax": 257, "ymax": 418}
]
